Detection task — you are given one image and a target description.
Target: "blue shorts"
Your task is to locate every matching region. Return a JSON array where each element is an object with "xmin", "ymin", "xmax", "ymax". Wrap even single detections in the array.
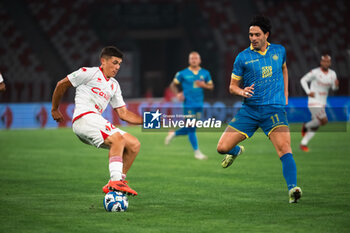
[
  {"xmin": 228, "ymin": 104, "xmax": 289, "ymax": 138},
  {"xmin": 184, "ymin": 106, "xmax": 202, "ymax": 120}
]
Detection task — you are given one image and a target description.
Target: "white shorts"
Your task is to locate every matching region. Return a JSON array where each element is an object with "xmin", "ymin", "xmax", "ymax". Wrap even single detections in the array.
[
  {"xmin": 309, "ymin": 106, "xmax": 327, "ymax": 120},
  {"xmin": 72, "ymin": 113, "xmax": 126, "ymax": 148}
]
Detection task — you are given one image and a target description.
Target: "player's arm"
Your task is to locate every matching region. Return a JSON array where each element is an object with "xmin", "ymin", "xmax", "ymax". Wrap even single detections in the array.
[
  {"xmin": 51, "ymin": 77, "xmax": 73, "ymax": 122},
  {"xmin": 332, "ymin": 75, "xmax": 339, "ymax": 91},
  {"xmin": 114, "ymin": 106, "xmax": 142, "ymax": 125},
  {"xmin": 195, "ymin": 80, "xmax": 214, "ymax": 90},
  {"xmin": 300, "ymin": 71, "xmax": 315, "ymax": 97},
  {"xmin": 170, "ymin": 80, "xmax": 184, "ymax": 101},
  {"xmin": 229, "ymin": 78, "xmax": 254, "ymax": 98},
  {"xmin": 282, "ymin": 63, "xmax": 289, "ymax": 105},
  {"xmin": 0, "ymin": 82, "xmax": 5, "ymax": 92}
]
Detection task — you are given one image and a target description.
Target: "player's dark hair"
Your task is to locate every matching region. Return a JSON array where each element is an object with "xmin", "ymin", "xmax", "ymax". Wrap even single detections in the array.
[
  {"xmin": 100, "ymin": 46, "xmax": 123, "ymax": 59},
  {"xmin": 249, "ymin": 15, "xmax": 271, "ymax": 35}
]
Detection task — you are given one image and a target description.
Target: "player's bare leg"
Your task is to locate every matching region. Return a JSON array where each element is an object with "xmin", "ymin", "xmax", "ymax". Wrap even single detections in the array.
[
  {"xmin": 103, "ymin": 132, "xmax": 138, "ymax": 196},
  {"xmin": 217, "ymin": 127, "xmax": 246, "ymax": 168},
  {"xmin": 121, "ymin": 133, "xmax": 141, "ymax": 176},
  {"xmin": 269, "ymin": 126, "xmax": 302, "ymax": 203},
  {"xmin": 165, "ymin": 130, "xmax": 175, "ymax": 145},
  {"xmin": 300, "ymin": 117, "xmax": 327, "ymax": 152},
  {"xmin": 269, "ymin": 126, "xmax": 292, "ymax": 158}
]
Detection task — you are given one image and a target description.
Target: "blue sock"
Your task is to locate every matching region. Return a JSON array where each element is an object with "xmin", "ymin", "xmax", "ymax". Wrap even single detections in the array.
[
  {"xmin": 280, "ymin": 153, "xmax": 297, "ymax": 190},
  {"xmin": 188, "ymin": 128, "xmax": 198, "ymax": 150},
  {"xmin": 175, "ymin": 127, "xmax": 189, "ymax": 136},
  {"xmin": 227, "ymin": 145, "xmax": 241, "ymax": 156}
]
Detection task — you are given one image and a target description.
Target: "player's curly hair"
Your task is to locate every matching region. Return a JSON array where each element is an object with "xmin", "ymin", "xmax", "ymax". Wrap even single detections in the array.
[
  {"xmin": 249, "ymin": 15, "xmax": 271, "ymax": 35},
  {"xmin": 100, "ymin": 46, "xmax": 123, "ymax": 59}
]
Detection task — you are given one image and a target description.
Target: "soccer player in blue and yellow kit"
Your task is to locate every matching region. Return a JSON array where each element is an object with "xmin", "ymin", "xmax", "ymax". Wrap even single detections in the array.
[
  {"xmin": 165, "ymin": 51, "xmax": 214, "ymax": 160},
  {"xmin": 216, "ymin": 16, "xmax": 302, "ymax": 203}
]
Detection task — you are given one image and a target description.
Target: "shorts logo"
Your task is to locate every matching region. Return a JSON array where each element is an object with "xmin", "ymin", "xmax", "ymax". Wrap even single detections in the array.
[{"xmin": 143, "ymin": 109, "xmax": 161, "ymax": 129}]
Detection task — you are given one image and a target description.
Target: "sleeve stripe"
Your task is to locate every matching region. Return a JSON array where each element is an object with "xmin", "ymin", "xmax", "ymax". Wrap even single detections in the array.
[
  {"xmin": 114, "ymin": 105, "xmax": 126, "ymax": 109},
  {"xmin": 231, "ymin": 73, "xmax": 242, "ymax": 80}
]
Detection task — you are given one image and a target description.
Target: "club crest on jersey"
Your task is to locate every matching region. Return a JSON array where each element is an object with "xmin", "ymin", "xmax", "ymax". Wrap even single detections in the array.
[
  {"xmin": 105, "ymin": 125, "xmax": 111, "ymax": 132},
  {"xmin": 97, "ymin": 77, "xmax": 102, "ymax": 83},
  {"xmin": 111, "ymin": 83, "xmax": 114, "ymax": 90},
  {"xmin": 272, "ymin": 54, "xmax": 279, "ymax": 61}
]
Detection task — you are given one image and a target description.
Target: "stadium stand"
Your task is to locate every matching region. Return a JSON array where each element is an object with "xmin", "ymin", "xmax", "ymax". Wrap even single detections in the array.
[
  {"xmin": 255, "ymin": 0, "xmax": 350, "ymax": 95},
  {"xmin": 25, "ymin": 0, "xmax": 102, "ymax": 71},
  {"xmin": 0, "ymin": 2, "xmax": 51, "ymax": 102},
  {"xmin": 0, "ymin": 0, "xmax": 348, "ymax": 102}
]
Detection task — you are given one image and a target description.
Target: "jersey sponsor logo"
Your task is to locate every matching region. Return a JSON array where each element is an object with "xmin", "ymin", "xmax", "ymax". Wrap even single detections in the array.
[
  {"xmin": 91, "ymin": 87, "xmax": 111, "ymax": 101},
  {"xmin": 245, "ymin": 59, "xmax": 259, "ymax": 65},
  {"xmin": 262, "ymin": 66, "xmax": 272, "ymax": 78},
  {"xmin": 317, "ymin": 80, "xmax": 331, "ymax": 87}
]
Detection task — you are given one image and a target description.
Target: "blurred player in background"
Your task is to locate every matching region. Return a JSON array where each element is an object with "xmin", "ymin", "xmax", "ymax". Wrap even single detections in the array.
[
  {"xmin": 300, "ymin": 54, "xmax": 339, "ymax": 152},
  {"xmin": 165, "ymin": 51, "xmax": 214, "ymax": 160},
  {"xmin": 0, "ymin": 72, "xmax": 6, "ymax": 92},
  {"xmin": 216, "ymin": 15, "xmax": 302, "ymax": 203},
  {"xmin": 51, "ymin": 46, "xmax": 142, "ymax": 196}
]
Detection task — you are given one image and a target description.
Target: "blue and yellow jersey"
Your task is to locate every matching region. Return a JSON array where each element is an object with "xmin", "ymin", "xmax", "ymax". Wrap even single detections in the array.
[
  {"xmin": 173, "ymin": 67, "xmax": 212, "ymax": 107},
  {"xmin": 232, "ymin": 42, "xmax": 286, "ymax": 106}
]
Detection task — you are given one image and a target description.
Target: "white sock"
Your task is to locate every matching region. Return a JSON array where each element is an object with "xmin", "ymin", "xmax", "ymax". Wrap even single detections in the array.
[
  {"xmin": 305, "ymin": 118, "xmax": 320, "ymax": 129},
  {"xmin": 301, "ymin": 131, "xmax": 316, "ymax": 146},
  {"xmin": 109, "ymin": 156, "xmax": 123, "ymax": 181}
]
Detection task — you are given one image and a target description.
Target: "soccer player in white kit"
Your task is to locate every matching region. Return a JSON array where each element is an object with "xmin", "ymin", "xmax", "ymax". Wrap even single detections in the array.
[
  {"xmin": 300, "ymin": 54, "xmax": 339, "ymax": 152},
  {"xmin": 0, "ymin": 72, "xmax": 6, "ymax": 92},
  {"xmin": 51, "ymin": 46, "xmax": 142, "ymax": 196}
]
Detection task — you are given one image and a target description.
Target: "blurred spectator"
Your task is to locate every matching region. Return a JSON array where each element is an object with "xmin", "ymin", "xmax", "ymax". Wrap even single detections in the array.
[{"xmin": 0, "ymin": 72, "xmax": 6, "ymax": 92}]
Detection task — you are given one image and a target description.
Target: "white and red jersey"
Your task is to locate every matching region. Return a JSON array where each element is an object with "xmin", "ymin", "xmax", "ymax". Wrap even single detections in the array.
[
  {"xmin": 67, "ymin": 67, "xmax": 125, "ymax": 122},
  {"xmin": 300, "ymin": 67, "xmax": 338, "ymax": 107}
]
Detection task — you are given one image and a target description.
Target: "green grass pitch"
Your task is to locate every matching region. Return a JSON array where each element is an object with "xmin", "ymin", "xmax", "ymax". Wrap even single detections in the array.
[{"xmin": 0, "ymin": 124, "xmax": 349, "ymax": 233}]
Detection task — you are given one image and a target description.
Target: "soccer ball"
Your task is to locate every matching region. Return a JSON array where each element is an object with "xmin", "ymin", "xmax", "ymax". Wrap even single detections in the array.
[{"xmin": 103, "ymin": 191, "xmax": 129, "ymax": 212}]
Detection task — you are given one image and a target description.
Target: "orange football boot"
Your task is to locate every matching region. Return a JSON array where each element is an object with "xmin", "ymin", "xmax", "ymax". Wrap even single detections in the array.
[
  {"xmin": 300, "ymin": 144, "xmax": 309, "ymax": 152},
  {"xmin": 102, "ymin": 180, "xmax": 130, "ymax": 194},
  {"xmin": 104, "ymin": 180, "xmax": 138, "ymax": 196},
  {"xmin": 102, "ymin": 184, "xmax": 109, "ymax": 194}
]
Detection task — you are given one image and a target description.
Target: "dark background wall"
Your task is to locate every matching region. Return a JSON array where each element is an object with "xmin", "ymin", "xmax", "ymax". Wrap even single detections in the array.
[{"xmin": 0, "ymin": 0, "xmax": 349, "ymax": 103}]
